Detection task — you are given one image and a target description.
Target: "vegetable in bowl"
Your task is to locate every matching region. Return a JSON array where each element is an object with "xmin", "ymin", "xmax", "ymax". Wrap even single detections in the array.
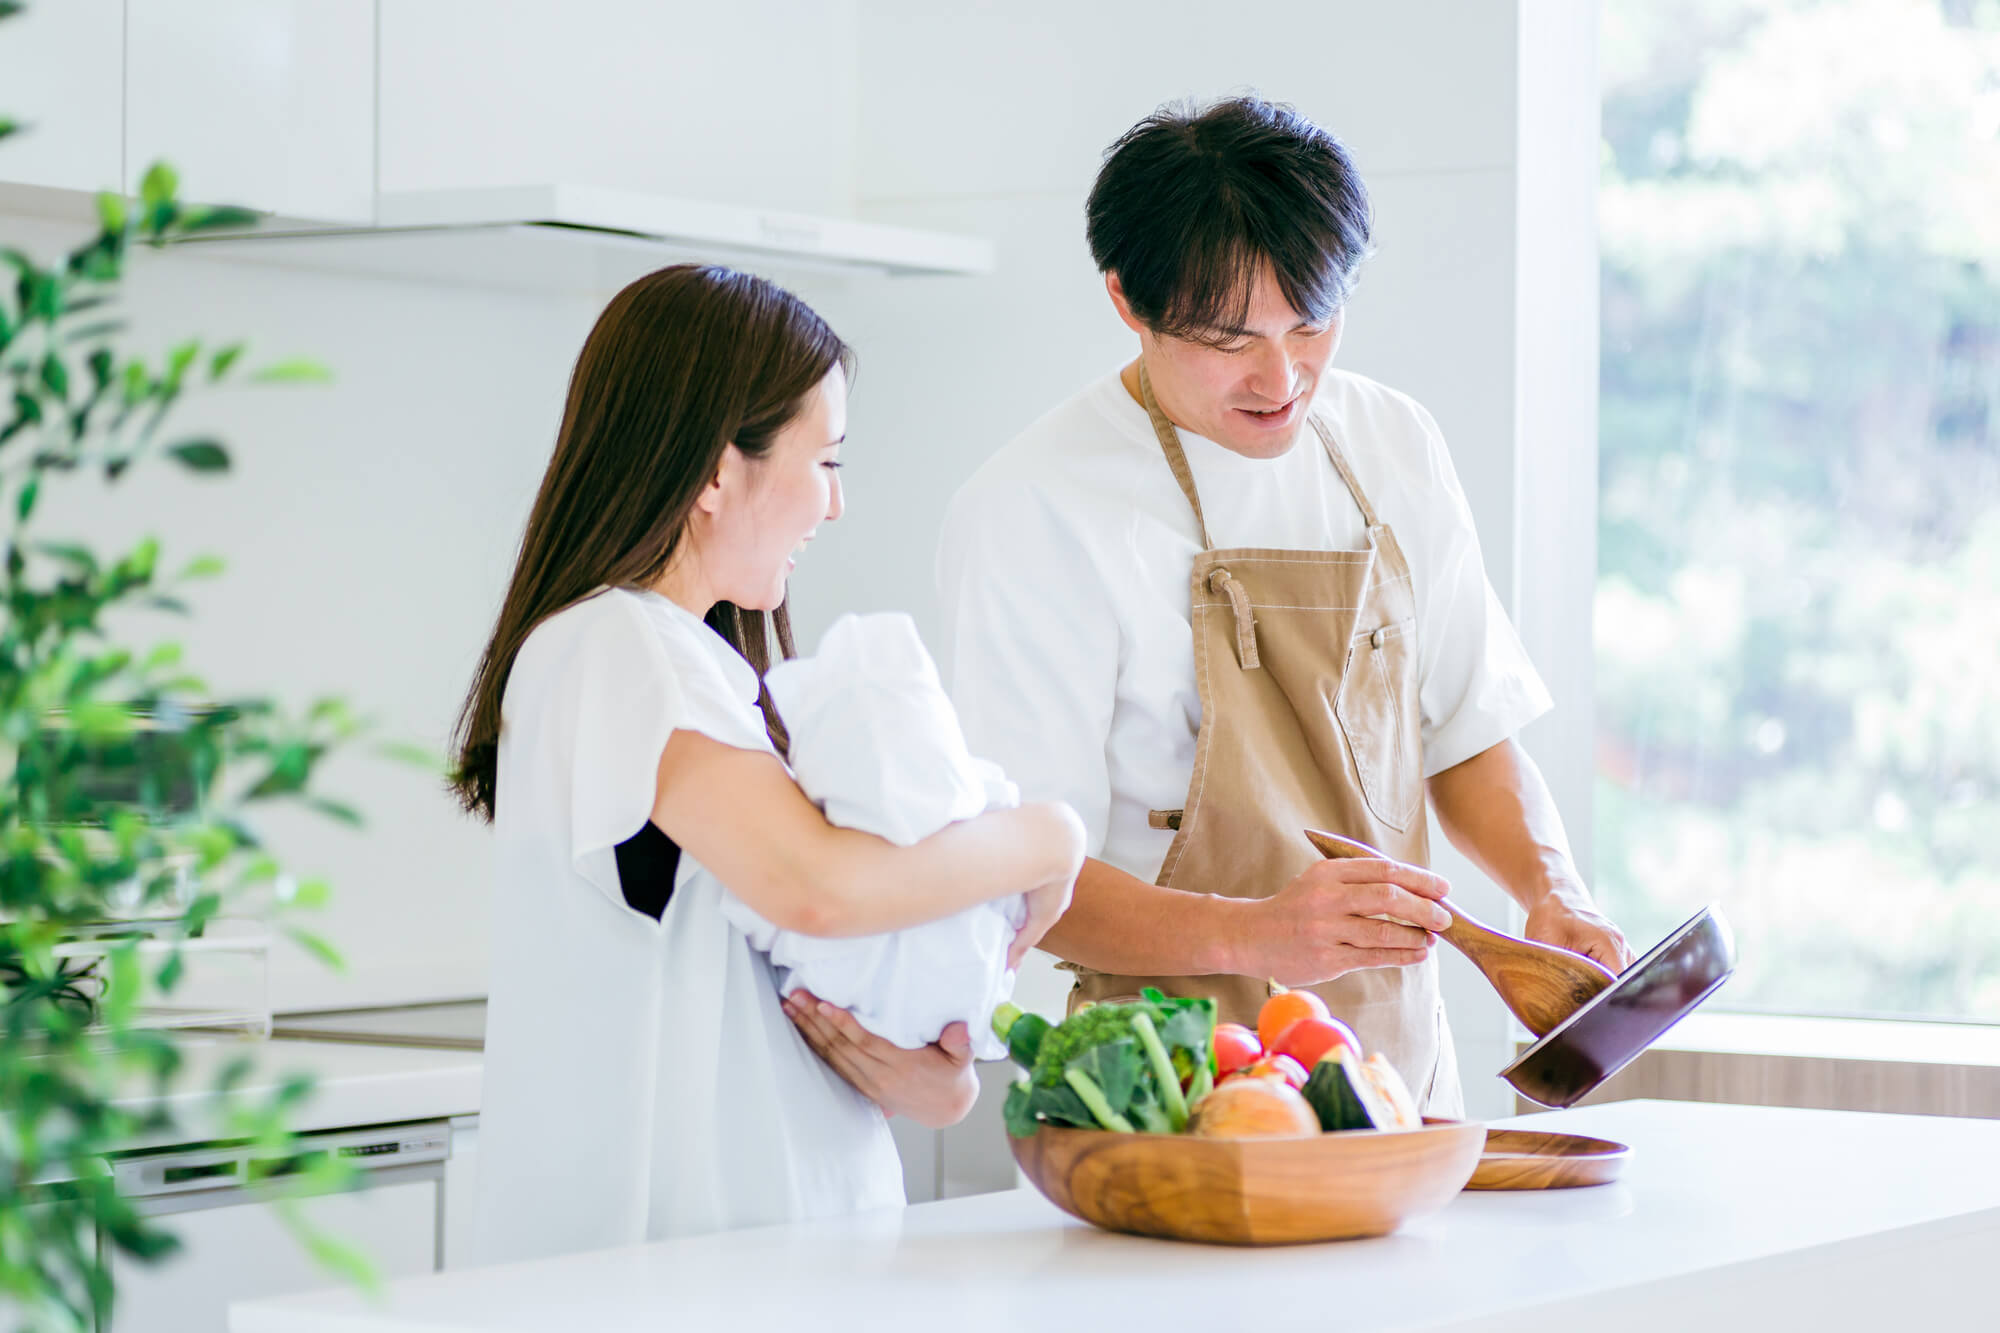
[{"xmin": 994, "ymin": 988, "xmax": 1216, "ymax": 1137}]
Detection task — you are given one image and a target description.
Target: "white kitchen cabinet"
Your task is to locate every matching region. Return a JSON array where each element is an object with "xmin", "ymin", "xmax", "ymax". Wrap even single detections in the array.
[
  {"xmin": 377, "ymin": 0, "xmax": 859, "ymax": 217},
  {"xmin": 108, "ymin": 1178, "xmax": 439, "ymax": 1333},
  {"xmin": 439, "ymin": 1116, "xmax": 480, "ymax": 1269},
  {"xmin": 124, "ymin": 0, "xmax": 374, "ymax": 222},
  {"xmin": 0, "ymin": 0, "xmax": 123, "ymax": 193}
]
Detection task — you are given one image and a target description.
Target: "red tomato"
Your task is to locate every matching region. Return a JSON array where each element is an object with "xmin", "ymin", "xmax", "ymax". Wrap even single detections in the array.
[
  {"xmin": 1212, "ymin": 1023, "xmax": 1263, "ymax": 1077},
  {"xmin": 1242, "ymin": 1053, "xmax": 1309, "ymax": 1090},
  {"xmin": 1255, "ymin": 989, "xmax": 1331, "ymax": 1049},
  {"xmin": 1271, "ymin": 1016, "xmax": 1361, "ymax": 1070}
]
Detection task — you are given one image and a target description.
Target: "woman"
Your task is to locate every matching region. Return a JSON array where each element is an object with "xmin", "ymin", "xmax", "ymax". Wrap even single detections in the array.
[{"xmin": 450, "ymin": 265, "xmax": 1085, "ymax": 1263}]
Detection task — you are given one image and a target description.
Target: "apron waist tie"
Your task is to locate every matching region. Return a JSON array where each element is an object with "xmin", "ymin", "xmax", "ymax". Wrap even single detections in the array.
[{"xmin": 1207, "ymin": 567, "xmax": 1260, "ymax": 669}]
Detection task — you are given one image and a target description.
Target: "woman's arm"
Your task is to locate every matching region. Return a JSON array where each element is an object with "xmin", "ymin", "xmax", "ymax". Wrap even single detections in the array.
[{"xmin": 649, "ymin": 729, "xmax": 1085, "ymax": 942}]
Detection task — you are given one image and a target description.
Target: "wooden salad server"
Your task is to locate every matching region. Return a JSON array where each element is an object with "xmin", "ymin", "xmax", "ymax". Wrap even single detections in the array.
[{"xmin": 1302, "ymin": 827, "xmax": 1616, "ymax": 1038}]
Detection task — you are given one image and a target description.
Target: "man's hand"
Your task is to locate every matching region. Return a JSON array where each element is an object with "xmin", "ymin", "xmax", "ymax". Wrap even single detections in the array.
[
  {"xmin": 1248, "ymin": 856, "xmax": 1454, "ymax": 986},
  {"xmin": 1523, "ymin": 888, "xmax": 1635, "ymax": 971},
  {"xmin": 784, "ymin": 990, "xmax": 980, "ymax": 1129}
]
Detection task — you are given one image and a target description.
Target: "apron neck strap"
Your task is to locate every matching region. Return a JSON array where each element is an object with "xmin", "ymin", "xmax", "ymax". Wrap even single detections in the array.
[
  {"xmin": 1307, "ymin": 412, "xmax": 1383, "ymax": 529},
  {"xmin": 1136, "ymin": 361, "xmax": 1388, "ymax": 541},
  {"xmin": 1137, "ymin": 362, "xmax": 1216, "ymax": 549}
]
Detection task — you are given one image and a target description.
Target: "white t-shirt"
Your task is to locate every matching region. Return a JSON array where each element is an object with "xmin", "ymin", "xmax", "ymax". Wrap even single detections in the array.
[
  {"xmin": 936, "ymin": 368, "xmax": 1552, "ymax": 883},
  {"xmin": 476, "ymin": 587, "xmax": 902, "ymax": 1266}
]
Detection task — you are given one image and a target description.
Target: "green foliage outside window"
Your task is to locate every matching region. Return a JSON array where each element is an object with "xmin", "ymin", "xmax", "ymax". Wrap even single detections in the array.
[{"xmin": 1598, "ymin": 0, "xmax": 2000, "ymax": 1020}]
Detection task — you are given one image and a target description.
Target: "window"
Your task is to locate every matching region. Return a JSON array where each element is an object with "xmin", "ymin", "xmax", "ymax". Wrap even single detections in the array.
[{"xmin": 1597, "ymin": 0, "xmax": 2000, "ymax": 1021}]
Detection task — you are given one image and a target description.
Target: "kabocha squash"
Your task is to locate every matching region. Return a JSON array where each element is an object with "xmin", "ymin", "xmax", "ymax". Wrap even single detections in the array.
[{"xmin": 1302, "ymin": 1048, "xmax": 1421, "ymax": 1132}]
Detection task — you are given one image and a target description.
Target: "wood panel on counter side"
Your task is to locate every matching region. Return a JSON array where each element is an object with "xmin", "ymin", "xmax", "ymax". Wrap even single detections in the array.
[{"xmin": 1520, "ymin": 1046, "xmax": 2000, "ymax": 1119}]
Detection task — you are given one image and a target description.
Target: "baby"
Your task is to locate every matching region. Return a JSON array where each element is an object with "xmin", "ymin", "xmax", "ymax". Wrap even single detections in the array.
[{"xmin": 718, "ymin": 612, "xmax": 1026, "ymax": 1061}]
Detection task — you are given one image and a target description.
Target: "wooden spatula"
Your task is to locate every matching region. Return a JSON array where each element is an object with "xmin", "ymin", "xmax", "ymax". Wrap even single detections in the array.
[{"xmin": 1302, "ymin": 827, "xmax": 1614, "ymax": 1037}]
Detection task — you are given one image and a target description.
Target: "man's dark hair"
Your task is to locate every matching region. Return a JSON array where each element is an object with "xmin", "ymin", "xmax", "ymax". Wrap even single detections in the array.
[{"xmin": 1086, "ymin": 95, "xmax": 1373, "ymax": 345}]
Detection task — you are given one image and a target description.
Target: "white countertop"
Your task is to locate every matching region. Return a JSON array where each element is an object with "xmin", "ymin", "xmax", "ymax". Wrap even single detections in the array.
[
  {"xmin": 117, "ymin": 1037, "xmax": 483, "ymax": 1145},
  {"xmin": 231, "ymin": 1099, "xmax": 2000, "ymax": 1332}
]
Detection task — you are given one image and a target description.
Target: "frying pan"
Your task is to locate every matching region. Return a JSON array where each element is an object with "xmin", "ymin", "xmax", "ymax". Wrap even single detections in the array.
[{"xmin": 1500, "ymin": 903, "xmax": 1736, "ymax": 1107}]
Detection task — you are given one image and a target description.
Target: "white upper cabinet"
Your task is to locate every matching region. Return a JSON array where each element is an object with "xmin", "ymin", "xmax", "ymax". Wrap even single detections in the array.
[
  {"xmin": 0, "ymin": 0, "xmax": 123, "ymax": 194},
  {"xmin": 377, "ymin": 0, "xmax": 860, "ymax": 217},
  {"xmin": 125, "ymin": 0, "xmax": 375, "ymax": 223}
]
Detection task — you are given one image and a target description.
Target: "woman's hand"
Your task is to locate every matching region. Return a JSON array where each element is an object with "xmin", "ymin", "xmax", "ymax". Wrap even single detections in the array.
[
  {"xmin": 1006, "ymin": 801, "xmax": 1087, "ymax": 968},
  {"xmin": 784, "ymin": 990, "xmax": 980, "ymax": 1129}
]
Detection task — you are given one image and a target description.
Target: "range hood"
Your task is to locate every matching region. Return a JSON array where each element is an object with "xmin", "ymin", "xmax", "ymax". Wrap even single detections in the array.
[{"xmin": 161, "ymin": 184, "xmax": 996, "ymax": 293}]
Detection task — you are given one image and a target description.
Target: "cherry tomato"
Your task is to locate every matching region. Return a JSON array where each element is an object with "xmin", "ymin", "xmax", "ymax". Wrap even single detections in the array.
[
  {"xmin": 1256, "ymin": 989, "xmax": 1331, "ymax": 1049},
  {"xmin": 1212, "ymin": 1023, "xmax": 1262, "ymax": 1078},
  {"xmin": 1271, "ymin": 1016, "xmax": 1361, "ymax": 1070},
  {"xmin": 1242, "ymin": 1053, "xmax": 1310, "ymax": 1090}
]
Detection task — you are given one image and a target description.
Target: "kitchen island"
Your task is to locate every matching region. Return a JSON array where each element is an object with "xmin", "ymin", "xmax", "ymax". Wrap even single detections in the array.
[{"xmin": 230, "ymin": 1099, "xmax": 2000, "ymax": 1332}]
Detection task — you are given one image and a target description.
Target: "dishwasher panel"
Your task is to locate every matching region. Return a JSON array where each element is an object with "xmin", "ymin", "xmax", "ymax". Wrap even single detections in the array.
[{"xmin": 103, "ymin": 1121, "xmax": 449, "ymax": 1333}]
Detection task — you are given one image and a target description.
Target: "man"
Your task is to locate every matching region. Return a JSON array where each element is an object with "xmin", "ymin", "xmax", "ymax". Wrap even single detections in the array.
[{"xmin": 937, "ymin": 96, "xmax": 1632, "ymax": 1115}]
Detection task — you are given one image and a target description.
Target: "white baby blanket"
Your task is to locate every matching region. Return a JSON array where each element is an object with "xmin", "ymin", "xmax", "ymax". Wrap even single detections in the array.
[{"xmin": 721, "ymin": 613, "xmax": 1026, "ymax": 1061}]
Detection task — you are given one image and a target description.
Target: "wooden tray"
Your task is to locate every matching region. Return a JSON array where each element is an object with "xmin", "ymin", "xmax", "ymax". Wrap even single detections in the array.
[
  {"xmin": 1010, "ymin": 1119, "xmax": 1485, "ymax": 1246},
  {"xmin": 1465, "ymin": 1128, "xmax": 1631, "ymax": 1190}
]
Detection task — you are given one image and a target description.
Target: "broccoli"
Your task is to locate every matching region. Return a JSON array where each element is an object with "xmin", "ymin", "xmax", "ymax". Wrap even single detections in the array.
[{"xmin": 994, "ymin": 989, "xmax": 1216, "ymax": 1137}]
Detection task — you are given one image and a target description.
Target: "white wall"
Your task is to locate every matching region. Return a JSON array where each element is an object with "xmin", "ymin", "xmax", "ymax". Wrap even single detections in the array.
[{"xmin": 11, "ymin": 211, "xmax": 599, "ymax": 1009}]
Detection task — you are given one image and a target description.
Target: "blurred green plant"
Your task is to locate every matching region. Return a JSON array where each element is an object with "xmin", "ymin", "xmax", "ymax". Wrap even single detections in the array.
[{"xmin": 2, "ymin": 7, "xmax": 386, "ymax": 1327}]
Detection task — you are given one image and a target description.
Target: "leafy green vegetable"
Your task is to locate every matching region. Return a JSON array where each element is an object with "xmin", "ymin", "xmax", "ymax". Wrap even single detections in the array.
[{"xmin": 994, "ymin": 988, "xmax": 1216, "ymax": 1137}]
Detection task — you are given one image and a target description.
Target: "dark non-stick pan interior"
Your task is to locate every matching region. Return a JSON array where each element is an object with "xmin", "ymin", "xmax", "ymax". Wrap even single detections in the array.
[{"xmin": 1500, "ymin": 905, "xmax": 1737, "ymax": 1108}]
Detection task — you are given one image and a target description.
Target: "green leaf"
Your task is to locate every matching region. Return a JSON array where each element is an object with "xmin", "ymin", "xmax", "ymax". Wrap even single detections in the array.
[
  {"xmin": 305, "ymin": 798, "xmax": 363, "ymax": 828},
  {"xmin": 0, "ymin": 118, "xmax": 18, "ymax": 142},
  {"xmin": 1066, "ymin": 1038, "xmax": 1143, "ymax": 1114},
  {"xmin": 177, "ymin": 553, "xmax": 225, "ymax": 580},
  {"xmin": 290, "ymin": 878, "xmax": 332, "ymax": 908},
  {"xmin": 138, "ymin": 162, "xmax": 179, "ymax": 211},
  {"xmin": 16, "ymin": 476, "xmax": 37, "ymax": 520},
  {"xmin": 96, "ymin": 191, "xmax": 128, "ymax": 236},
  {"xmin": 166, "ymin": 439, "xmax": 229, "ymax": 473},
  {"xmin": 251, "ymin": 358, "xmax": 333, "ymax": 385},
  {"xmin": 12, "ymin": 388, "xmax": 42, "ymax": 425},
  {"xmin": 68, "ymin": 700, "xmax": 135, "ymax": 739},
  {"xmin": 374, "ymin": 739, "xmax": 442, "ymax": 771},
  {"xmin": 155, "ymin": 950, "xmax": 184, "ymax": 993},
  {"xmin": 142, "ymin": 641, "xmax": 183, "ymax": 670},
  {"xmin": 39, "ymin": 351, "xmax": 69, "ymax": 400},
  {"xmin": 285, "ymin": 926, "xmax": 345, "ymax": 972},
  {"xmin": 209, "ymin": 343, "xmax": 245, "ymax": 380},
  {"xmin": 179, "ymin": 205, "xmax": 261, "ymax": 233},
  {"xmin": 164, "ymin": 338, "xmax": 199, "ymax": 392},
  {"xmin": 294, "ymin": 1221, "xmax": 382, "ymax": 1297}
]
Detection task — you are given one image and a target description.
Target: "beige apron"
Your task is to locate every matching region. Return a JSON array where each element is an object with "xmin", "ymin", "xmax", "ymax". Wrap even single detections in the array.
[{"xmin": 1064, "ymin": 365, "xmax": 1463, "ymax": 1115}]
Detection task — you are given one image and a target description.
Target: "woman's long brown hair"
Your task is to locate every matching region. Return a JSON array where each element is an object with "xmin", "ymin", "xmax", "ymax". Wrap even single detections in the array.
[{"xmin": 449, "ymin": 264, "xmax": 849, "ymax": 821}]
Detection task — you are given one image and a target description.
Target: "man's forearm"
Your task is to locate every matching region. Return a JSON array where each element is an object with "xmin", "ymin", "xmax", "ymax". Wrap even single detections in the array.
[
  {"xmin": 1034, "ymin": 855, "xmax": 1252, "ymax": 976},
  {"xmin": 1425, "ymin": 738, "xmax": 1584, "ymax": 912}
]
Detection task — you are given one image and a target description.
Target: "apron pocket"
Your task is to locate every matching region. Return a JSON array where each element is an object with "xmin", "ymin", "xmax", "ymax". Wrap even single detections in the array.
[{"xmin": 1334, "ymin": 617, "xmax": 1421, "ymax": 831}]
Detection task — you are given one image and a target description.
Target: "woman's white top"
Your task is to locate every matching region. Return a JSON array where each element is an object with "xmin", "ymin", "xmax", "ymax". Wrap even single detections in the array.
[
  {"xmin": 476, "ymin": 587, "xmax": 903, "ymax": 1267},
  {"xmin": 937, "ymin": 368, "xmax": 1553, "ymax": 882},
  {"xmin": 731, "ymin": 612, "xmax": 1026, "ymax": 1061}
]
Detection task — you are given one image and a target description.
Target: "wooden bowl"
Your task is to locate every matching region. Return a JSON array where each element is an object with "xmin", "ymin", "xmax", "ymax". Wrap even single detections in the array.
[{"xmin": 1009, "ymin": 1119, "xmax": 1485, "ymax": 1246}]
